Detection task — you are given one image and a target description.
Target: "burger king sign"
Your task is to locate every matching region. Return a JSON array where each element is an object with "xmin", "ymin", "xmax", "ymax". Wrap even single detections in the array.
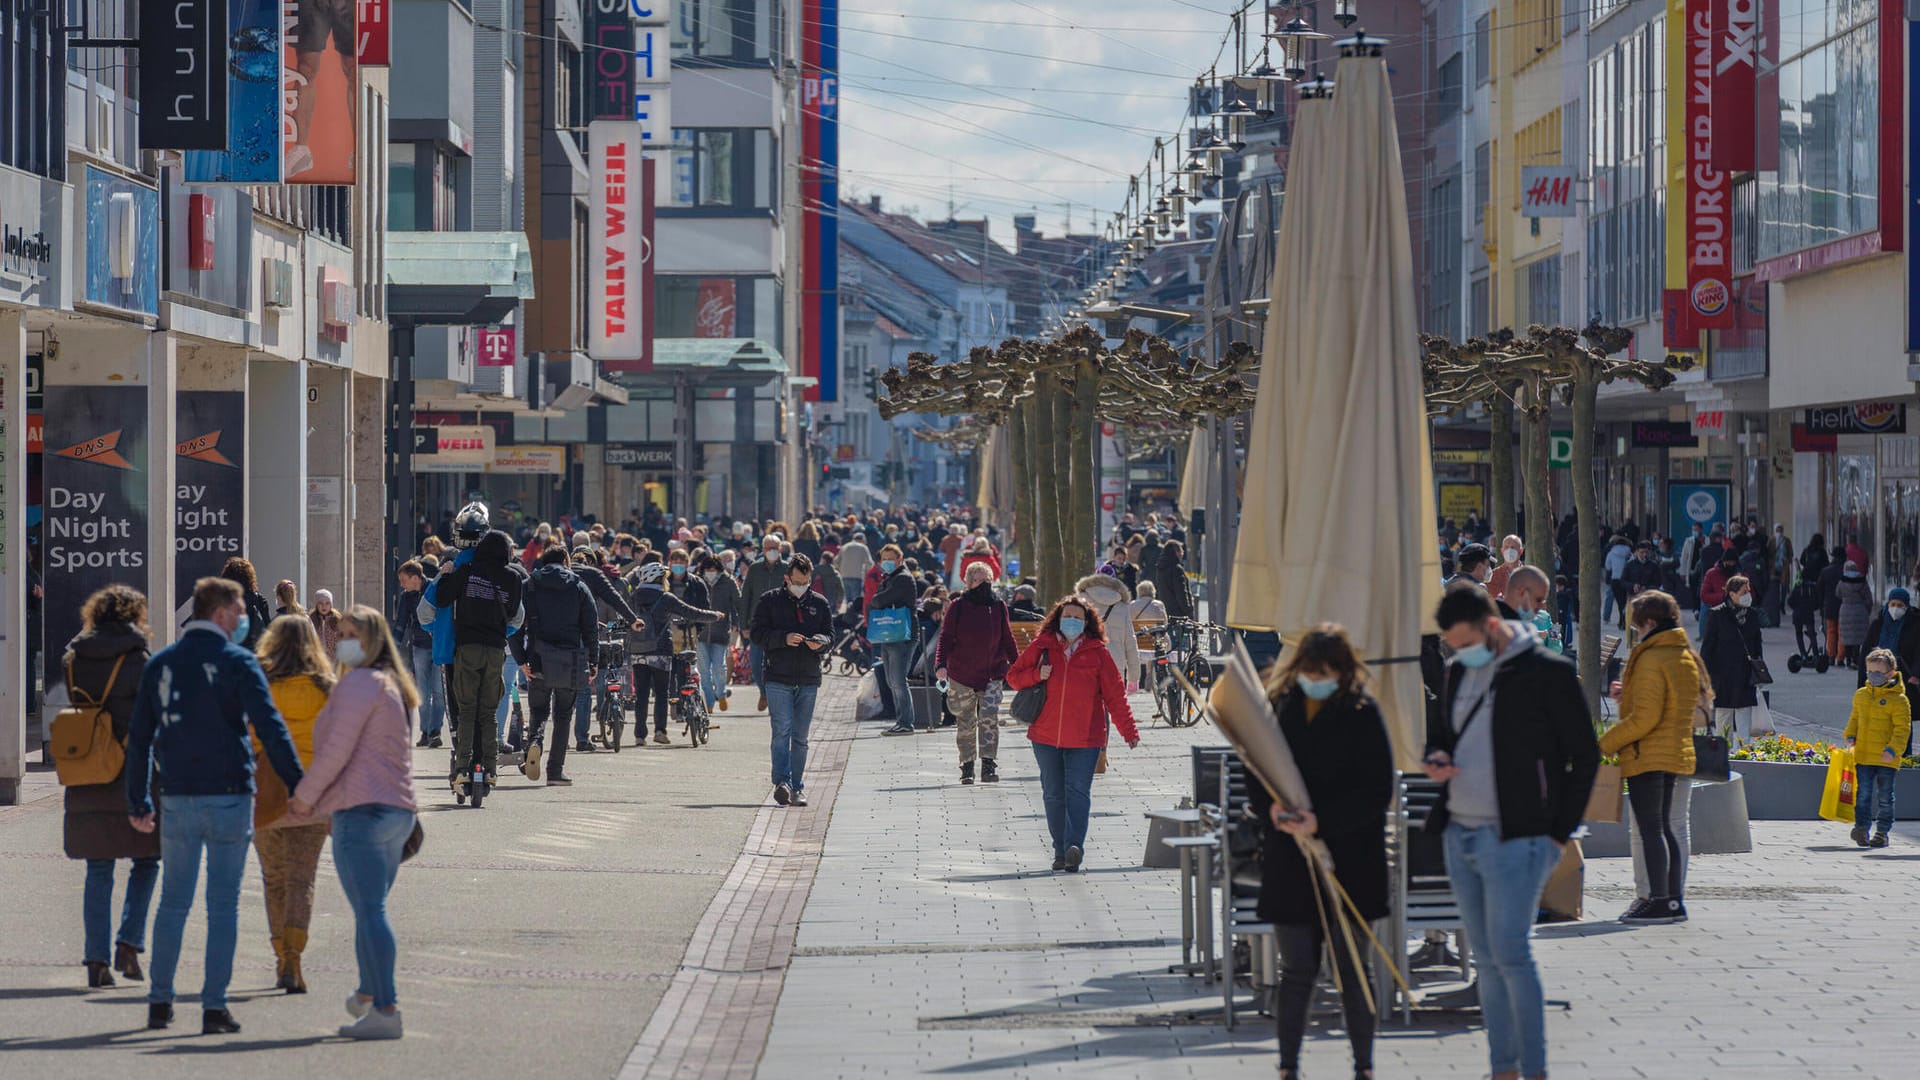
[{"xmin": 1682, "ymin": 0, "xmax": 1734, "ymax": 329}]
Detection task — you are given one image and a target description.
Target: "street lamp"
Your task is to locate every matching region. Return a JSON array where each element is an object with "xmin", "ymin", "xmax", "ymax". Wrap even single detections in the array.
[
  {"xmin": 1333, "ymin": 0, "xmax": 1358, "ymax": 29},
  {"xmin": 1298, "ymin": 71, "xmax": 1336, "ymax": 99}
]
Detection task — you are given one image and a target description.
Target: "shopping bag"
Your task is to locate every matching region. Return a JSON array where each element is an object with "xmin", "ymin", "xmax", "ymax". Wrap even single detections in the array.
[
  {"xmin": 1537, "ymin": 840, "xmax": 1585, "ymax": 923},
  {"xmin": 866, "ymin": 607, "xmax": 912, "ymax": 644},
  {"xmin": 729, "ymin": 644, "xmax": 752, "ymax": 684},
  {"xmin": 1751, "ymin": 695, "xmax": 1777, "ymax": 736},
  {"xmin": 1585, "ymin": 762, "xmax": 1624, "ymax": 823},
  {"xmin": 854, "ymin": 670, "xmax": 886, "ymax": 723},
  {"xmin": 1819, "ymin": 747, "xmax": 1858, "ymax": 823},
  {"xmin": 1692, "ymin": 732, "xmax": 1732, "ymax": 783}
]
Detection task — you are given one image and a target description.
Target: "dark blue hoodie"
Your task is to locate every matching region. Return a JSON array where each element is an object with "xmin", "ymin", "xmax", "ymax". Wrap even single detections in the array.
[{"xmin": 125, "ymin": 624, "xmax": 303, "ymax": 816}]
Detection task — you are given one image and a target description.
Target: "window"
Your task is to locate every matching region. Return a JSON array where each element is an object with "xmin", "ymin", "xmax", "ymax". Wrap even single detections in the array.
[
  {"xmin": 1514, "ymin": 0, "xmax": 1562, "ymax": 68},
  {"xmin": 1522, "ymin": 257, "xmax": 1562, "ymax": 326},
  {"xmin": 1432, "ymin": 53, "xmax": 1463, "ymax": 126},
  {"xmin": 1425, "ymin": 167, "xmax": 1462, "ymax": 336},
  {"xmin": 667, "ymin": 128, "xmax": 777, "ymax": 211},
  {"xmin": 1469, "ymin": 275, "xmax": 1491, "ymax": 337},
  {"xmin": 389, "ymin": 144, "xmax": 418, "ymax": 231},
  {"xmin": 672, "ymin": 0, "xmax": 773, "ymax": 64},
  {"xmin": 3, "ymin": 0, "xmax": 64, "ymax": 177},
  {"xmin": 1586, "ymin": 22, "xmax": 1664, "ymax": 324},
  {"xmin": 654, "ymin": 275, "xmax": 779, "ymax": 338},
  {"xmin": 1757, "ymin": 0, "xmax": 1881, "ymax": 259},
  {"xmin": 1474, "ymin": 15, "xmax": 1491, "ymax": 85},
  {"xmin": 1474, "ymin": 141, "xmax": 1490, "ymax": 224},
  {"xmin": 557, "ymin": 43, "xmax": 583, "ymax": 132}
]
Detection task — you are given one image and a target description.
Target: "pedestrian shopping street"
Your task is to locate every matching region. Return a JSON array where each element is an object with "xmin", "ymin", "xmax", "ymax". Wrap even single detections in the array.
[{"xmin": 2, "ymin": 652, "xmax": 1914, "ymax": 1078}]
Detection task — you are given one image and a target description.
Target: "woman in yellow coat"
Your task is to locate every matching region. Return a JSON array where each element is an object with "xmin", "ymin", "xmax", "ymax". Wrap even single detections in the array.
[
  {"xmin": 1600, "ymin": 591, "xmax": 1704, "ymax": 925},
  {"xmin": 1844, "ymin": 647, "xmax": 1912, "ymax": 847},
  {"xmin": 253, "ymin": 614, "xmax": 336, "ymax": 992}
]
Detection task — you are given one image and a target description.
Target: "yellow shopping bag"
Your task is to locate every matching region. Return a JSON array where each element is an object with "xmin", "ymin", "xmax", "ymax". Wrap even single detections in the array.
[{"xmin": 1819, "ymin": 747, "xmax": 1857, "ymax": 823}]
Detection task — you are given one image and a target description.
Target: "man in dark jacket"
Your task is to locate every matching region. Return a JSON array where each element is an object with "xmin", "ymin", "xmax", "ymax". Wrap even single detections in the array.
[
  {"xmin": 1818, "ymin": 548, "xmax": 1848, "ymax": 665},
  {"xmin": 519, "ymin": 546, "xmax": 599, "ymax": 785},
  {"xmin": 1620, "ymin": 541, "xmax": 1663, "ymax": 601},
  {"xmin": 696, "ymin": 552, "xmax": 742, "ymax": 712},
  {"xmin": 423, "ymin": 529, "xmax": 525, "ymax": 792},
  {"xmin": 1156, "ymin": 541, "xmax": 1194, "ymax": 622},
  {"xmin": 1423, "ymin": 586, "xmax": 1597, "ymax": 1080},
  {"xmin": 127, "ymin": 577, "xmax": 304, "ymax": 1035},
  {"xmin": 395, "ymin": 560, "xmax": 444, "ymax": 748},
  {"xmin": 741, "ymin": 535, "xmax": 789, "ymax": 708},
  {"xmin": 750, "ymin": 554, "xmax": 834, "ymax": 806},
  {"xmin": 628, "ymin": 559, "xmax": 724, "ymax": 745}
]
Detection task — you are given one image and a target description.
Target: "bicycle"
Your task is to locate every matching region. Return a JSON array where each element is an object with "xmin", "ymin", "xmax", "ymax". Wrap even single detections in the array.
[
  {"xmin": 671, "ymin": 650, "xmax": 711, "ymax": 746},
  {"xmin": 1150, "ymin": 617, "xmax": 1223, "ymax": 728},
  {"xmin": 593, "ymin": 625, "xmax": 630, "ymax": 752}
]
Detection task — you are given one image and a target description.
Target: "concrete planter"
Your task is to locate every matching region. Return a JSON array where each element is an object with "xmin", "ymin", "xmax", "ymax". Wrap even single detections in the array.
[
  {"xmin": 1737, "ymin": 759, "xmax": 1920, "ymax": 819},
  {"xmin": 1583, "ymin": 774, "xmax": 1753, "ymax": 858}
]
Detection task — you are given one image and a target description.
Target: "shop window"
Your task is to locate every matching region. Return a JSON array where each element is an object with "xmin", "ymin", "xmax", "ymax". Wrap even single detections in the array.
[{"xmin": 1757, "ymin": 7, "xmax": 1880, "ymax": 259}]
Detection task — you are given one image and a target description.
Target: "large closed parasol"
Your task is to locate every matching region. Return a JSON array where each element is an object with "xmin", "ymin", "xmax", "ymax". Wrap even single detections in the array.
[{"xmin": 1224, "ymin": 48, "xmax": 1442, "ymax": 770}]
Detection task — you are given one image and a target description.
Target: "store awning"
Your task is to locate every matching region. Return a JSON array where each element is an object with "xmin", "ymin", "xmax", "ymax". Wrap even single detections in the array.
[
  {"xmin": 651, "ymin": 338, "xmax": 789, "ymax": 375},
  {"xmin": 386, "ymin": 231, "xmax": 535, "ymax": 325}
]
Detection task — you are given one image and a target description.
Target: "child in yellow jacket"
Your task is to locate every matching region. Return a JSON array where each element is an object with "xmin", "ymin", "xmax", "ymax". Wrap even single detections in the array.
[{"xmin": 1844, "ymin": 648, "xmax": 1912, "ymax": 848}]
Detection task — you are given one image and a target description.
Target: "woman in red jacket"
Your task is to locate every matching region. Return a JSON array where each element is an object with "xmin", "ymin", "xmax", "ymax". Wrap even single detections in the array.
[{"xmin": 1006, "ymin": 597, "xmax": 1141, "ymax": 872}]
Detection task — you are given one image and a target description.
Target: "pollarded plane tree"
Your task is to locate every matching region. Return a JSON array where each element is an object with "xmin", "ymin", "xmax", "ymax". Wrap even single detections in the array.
[
  {"xmin": 879, "ymin": 324, "xmax": 1257, "ymax": 599},
  {"xmin": 1422, "ymin": 322, "xmax": 1692, "ymax": 707}
]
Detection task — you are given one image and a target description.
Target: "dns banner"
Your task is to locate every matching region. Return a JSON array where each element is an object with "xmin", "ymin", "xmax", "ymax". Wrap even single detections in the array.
[{"xmin": 174, "ymin": 392, "xmax": 246, "ymax": 620}]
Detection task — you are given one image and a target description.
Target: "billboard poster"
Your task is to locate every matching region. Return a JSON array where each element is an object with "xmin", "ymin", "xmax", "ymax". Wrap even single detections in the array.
[
  {"xmin": 1667, "ymin": 481, "xmax": 1730, "ymax": 539},
  {"xmin": 1708, "ymin": 0, "xmax": 1756, "ymax": 171},
  {"xmin": 42, "ymin": 386, "xmax": 150, "ymax": 702},
  {"xmin": 357, "ymin": 0, "xmax": 389, "ymax": 64},
  {"xmin": 139, "ymin": 0, "xmax": 230, "ymax": 150},
  {"xmin": 281, "ymin": 0, "xmax": 359, "ymax": 183},
  {"xmin": 83, "ymin": 168, "xmax": 161, "ymax": 316},
  {"xmin": 184, "ymin": 0, "xmax": 286, "ymax": 184},
  {"xmin": 1682, "ymin": 0, "xmax": 1733, "ymax": 331},
  {"xmin": 695, "ymin": 279, "xmax": 737, "ymax": 338},
  {"xmin": 589, "ymin": 0, "xmax": 635, "ymax": 120},
  {"xmin": 173, "ymin": 392, "xmax": 246, "ymax": 620},
  {"xmin": 800, "ymin": 0, "xmax": 839, "ymax": 401},
  {"xmin": 591, "ymin": 123, "xmax": 652, "ymax": 371}
]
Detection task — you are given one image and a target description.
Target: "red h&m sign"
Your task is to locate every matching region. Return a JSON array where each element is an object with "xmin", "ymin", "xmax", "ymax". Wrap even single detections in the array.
[
  {"xmin": 477, "ymin": 326, "xmax": 516, "ymax": 367},
  {"xmin": 357, "ymin": 0, "xmax": 389, "ymax": 65},
  {"xmin": 1519, "ymin": 166, "xmax": 1575, "ymax": 217},
  {"xmin": 1709, "ymin": 0, "xmax": 1757, "ymax": 170},
  {"xmin": 1683, "ymin": 0, "xmax": 1734, "ymax": 330}
]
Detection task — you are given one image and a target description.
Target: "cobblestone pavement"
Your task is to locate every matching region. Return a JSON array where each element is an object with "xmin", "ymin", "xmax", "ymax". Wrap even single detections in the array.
[{"xmin": 758, "ymin": 685, "xmax": 1920, "ymax": 1079}]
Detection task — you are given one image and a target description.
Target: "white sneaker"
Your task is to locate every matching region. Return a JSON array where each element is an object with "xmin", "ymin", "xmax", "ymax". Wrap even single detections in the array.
[
  {"xmin": 286, "ymin": 144, "xmax": 314, "ymax": 178},
  {"xmin": 345, "ymin": 993, "xmax": 372, "ymax": 1019},
  {"xmin": 339, "ymin": 1007, "xmax": 403, "ymax": 1040}
]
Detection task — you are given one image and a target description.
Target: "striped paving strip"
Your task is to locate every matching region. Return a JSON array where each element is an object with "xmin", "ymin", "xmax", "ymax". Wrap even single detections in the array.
[{"xmin": 618, "ymin": 678, "xmax": 859, "ymax": 1080}]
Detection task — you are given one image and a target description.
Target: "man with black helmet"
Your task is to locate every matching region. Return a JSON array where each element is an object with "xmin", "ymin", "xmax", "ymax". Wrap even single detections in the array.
[{"xmin": 421, "ymin": 504, "xmax": 525, "ymax": 799}]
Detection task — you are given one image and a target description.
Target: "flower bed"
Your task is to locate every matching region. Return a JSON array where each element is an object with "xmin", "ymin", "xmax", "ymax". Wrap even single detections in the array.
[{"xmin": 1732, "ymin": 738, "xmax": 1920, "ymax": 819}]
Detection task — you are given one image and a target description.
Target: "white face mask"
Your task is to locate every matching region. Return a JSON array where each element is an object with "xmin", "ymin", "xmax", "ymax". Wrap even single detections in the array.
[
  {"xmin": 1734, "ymin": 593, "xmax": 1753, "ymax": 609},
  {"xmin": 788, "ymin": 583, "xmax": 809, "ymax": 598},
  {"xmin": 702, "ymin": 571, "xmax": 719, "ymax": 585},
  {"xmin": 1890, "ymin": 605, "xmax": 1908, "ymax": 621},
  {"xmin": 336, "ymin": 637, "xmax": 367, "ymax": 668},
  {"xmin": 1502, "ymin": 547, "xmax": 1520, "ymax": 564}
]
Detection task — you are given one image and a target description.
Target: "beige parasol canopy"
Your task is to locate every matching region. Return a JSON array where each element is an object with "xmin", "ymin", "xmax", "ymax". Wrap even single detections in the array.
[
  {"xmin": 1225, "ymin": 54, "xmax": 1442, "ymax": 768},
  {"xmin": 1177, "ymin": 421, "xmax": 1215, "ymax": 521},
  {"xmin": 974, "ymin": 422, "xmax": 1014, "ymax": 534}
]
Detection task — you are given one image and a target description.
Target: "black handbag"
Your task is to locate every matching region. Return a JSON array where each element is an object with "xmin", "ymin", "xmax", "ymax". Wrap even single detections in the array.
[
  {"xmin": 1010, "ymin": 682, "xmax": 1047, "ymax": 724},
  {"xmin": 1749, "ymin": 656, "xmax": 1774, "ymax": 686},
  {"xmin": 1692, "ymin": 702, "xmax": 1730, "ymax": 781}
]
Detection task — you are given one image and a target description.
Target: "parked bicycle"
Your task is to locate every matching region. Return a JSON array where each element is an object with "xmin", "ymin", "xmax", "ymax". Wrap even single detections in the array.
[{"xmin": 1148, "ymin": 616, "xmax": 1223, "ymax": 728}]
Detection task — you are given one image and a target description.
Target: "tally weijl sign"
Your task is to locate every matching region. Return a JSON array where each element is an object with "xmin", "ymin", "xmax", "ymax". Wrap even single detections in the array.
[{"xmin": 589, "ymin": 121, "xmax": 653, "ymax": 371}]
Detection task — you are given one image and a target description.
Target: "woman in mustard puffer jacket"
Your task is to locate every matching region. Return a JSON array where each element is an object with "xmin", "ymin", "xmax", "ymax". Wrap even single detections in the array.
[
  {"xmin": 1601, "ymin": 591, "xmax": 1704, "ymax": 925},
  {"xmin": 1844, "ymin": 647, "xmax": 1912, "ymax": 848}
]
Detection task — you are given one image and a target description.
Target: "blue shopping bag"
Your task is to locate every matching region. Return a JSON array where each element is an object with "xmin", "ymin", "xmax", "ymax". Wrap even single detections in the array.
[{"xmin": 867, "ymin": 607, "xmax": 912, "ymax": 644}]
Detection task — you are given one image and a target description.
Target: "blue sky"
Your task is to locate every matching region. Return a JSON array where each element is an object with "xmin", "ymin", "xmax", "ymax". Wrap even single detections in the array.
[{"xmin": 836, "ymin": 0, "xmax": 1241, "ymax": 244}]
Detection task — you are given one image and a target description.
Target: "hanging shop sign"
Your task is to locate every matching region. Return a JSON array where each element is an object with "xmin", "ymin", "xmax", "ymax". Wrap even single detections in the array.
[
  {"xmin": 799, "ymin": 0, "xmax": 839, "ymax": 401},
  {"xmin": 1432, "ymin": 449, "xmax": 1492, "ymax": 465},
  {"xmin": 42, "ymin": 385, "xmax": 150, "ymax": 702},
  {"xmin": 1803, "ymin": 402, "xmax": 1908, "ymax": 436},
  {"xmin": 590, "ymin": 122, "xmax": 653, "ymax": 371},
  {"xmin": 1708, "ymin": 0, "xmax": 1757, "ymax": 172},
  {"xmin": 1632, "ymin": 421, "xmax": 1698, "ymax": 448},
  {"xmin": 183, "ymin": 0, "xmax": 283, "ymax": 183},
  {"xmin": 0, "ymin": 168, "xmax": 67, "ymax": 310},
  {"xmin": 588, "ymin": 0, "xmax": 634, "ymax": 120},
  {"xmin": 1681, "ymin": 0, "xmax": 1734, "ymax": 333},
  {"xmin": 1691, "ymin": 409, "xmax": 1728, "ymax": 437},
  {"xmin": 139, "ymin": 0, "xmax": 230, "ymax": 150},
  {"xmin": 173, "ymin": 392, "xmax": 246, "ymax": 615},
  {"xmin": 605, "ymin": 444, "xmax": 675, "ymax": 467},
  {"xmin": 357, "ymin": 0, "xmax": 390, "ymax": 64},
  {"xmin": 1519, "ymin": 166, "xmax": 1575, "ymax": 218},
  {"xmin": 476, "ymin": 326, "xmax": 516, "ymax": 367},
  {"xmin": 281, "ymin": 0, "xmax": 358, "ymax": 183},
  {"xmin": 1668, "ymin": 481, "xmax": 1731, "ymax": 537},
  {"xmin": 412, "ymin": 424, "xmax": 496, "ymax": 473},
  {"xmin": 486, "ymin": 445, "xmax": 566, "ymax": 474},
  {"xmin": 1437, "ymin": 483, "xmax": 1484, "ymax": 521}
]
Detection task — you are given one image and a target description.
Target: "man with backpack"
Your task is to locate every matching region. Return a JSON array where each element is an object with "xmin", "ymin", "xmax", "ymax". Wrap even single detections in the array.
[{"xmin": 421, "ymin": 510, "xmax": 525, "ymax": 797}]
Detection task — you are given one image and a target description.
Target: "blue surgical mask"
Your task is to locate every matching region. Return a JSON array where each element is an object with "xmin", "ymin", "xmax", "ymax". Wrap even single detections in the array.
[
  {"xmin": 1454, "ymin": 642, "xmax": 1495, "ymax": 668},
  {"xmin": 1514, "ymin": 605, "xmax": 1536, "ymax": 622},
  {"xmin": 671, "ymin": 564, "xmax": 687, "ymax": 576},
  {"xmin": 880, "ymin": 560, "xmax": 897, "ymax": 573},
  {"xmin": 1298, "ymin": 676, "xmax": 1339, "ymax": 701},
  {"xmin": 1059, "ymin": 617, "xmax": 1086, "ymax": 640},
  {"xmin": 1869, "ymin": 671, "xmax": 1892, "ymax": 687},
  {"xmin": 229, "ymin": 613, "xmax": 250, "ymax": 645}
]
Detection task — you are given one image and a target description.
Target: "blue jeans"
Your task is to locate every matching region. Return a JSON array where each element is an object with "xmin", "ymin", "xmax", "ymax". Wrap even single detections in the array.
[
  {"xmin": 878, "ymin": 641, "xmax": 916, "ymax": 727},
  {"xmin": 1031, "ymin": 743, "xmax": 1102, "ymax": 858},
  {"xmin": 83, "ymin": 856, "xmax": 159, "ymax": 964},
  {"xmin": 1443, "ymin": 825, "xmax": 1562, "ymax": 1078},
  {"xmin": 766, "ymin": 682, "xmax": 818, "ymax": 792},
  {"xmin": 149, "ymin": 794, "xmax": 254, "ymax": 1008},
  {"xmin": 411, "ymin": 645, "xmax": 445, "ymax": 736},
  {"xmin": 1857, "ymin": 763, "xmax": 1898, "ymax": 835},
  {"xmin": 496, "ymin": 652, "xmax": 521, "ymax": 740},
  {"xmin": 697, "ymin": 641, "xmax": 729, "ymax": 709},
  {"xmin": 331, "ymin": 803, "xmax": 415, "ymax": 1010},
  {"xmin": 575, "ymin": 666, "xmax": 608, "ymax": 743},
  {"xmin": 750, "ymin": 643, "xmax": 767, "ymax": 693}
]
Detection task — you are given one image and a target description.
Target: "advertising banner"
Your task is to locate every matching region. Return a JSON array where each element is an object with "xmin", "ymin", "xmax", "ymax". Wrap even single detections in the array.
[
  {"xmin": 487, "ymin": 446, "xmax": 567, "ymax": 474},
  {"xmin": 357, "ymin": 0, "xmax": 389, "ymax": 64},
  {"xmin": 695, "ymin": 278, "xmax": 737, "ymax": 338},
  {"xmin": 184, "ymin": 0, "xmax": 286, "ymax": 184},
  {"xmin": 591, "ymin": 122, "xmax": 651, "ymax": 370},
  {"xmin": 281, "ymin": 0, "xmax": 358, "ymax": 183},
  {"xmin": 415, "ymin": 425, "xmax": 497, "ymax": 472},
  {"xmin": 1804, "ymin": 402, "xmax": 1907, "ymax": 435},
  {"xmin": 174, "ymin": 392, "xmax": 246, "ymax": 617},
  {"xmin": 1662, "ymin": 0, "xmax": 1692, "ymax": 349},
  {"xmin": 1667, "ymin": 481, "xmax": 1730, "ymax": 538},
  {"xmin": 1708, "ymin": 0, "xmax": 1757, "ymax": 171},
  {"xmin": 1910, "ymin": 18, "xmax": 1920, "ymax": 351},
  {"xmin": 1438, "ymin": 483, "xmax": 1485, "ymax": 521},
  {"xmin": 800, "ymin": 0, "xmax": 839, "ymax": 401},
  {"xmin": 589, "ymin": 0, "xmax": 634, "ymax": 120},
  {"xmin": 140, "ymin": 0, "xmax": 230, "ymax": 150},
  {"xmin": 1682, "ymin": 0, "xmax": 1734, "ymax": 332},
  {"xmin": 42, "ymin": 386, "xmax": 149, "ymax": 701},
  {"xmin": 83, "ymin": 168, "xmax": 160, "ymax": 316}
]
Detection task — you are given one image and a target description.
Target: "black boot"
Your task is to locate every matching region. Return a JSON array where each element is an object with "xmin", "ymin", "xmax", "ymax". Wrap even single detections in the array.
[
  {"xmin": 981, "ymin": 758, "xmax": 999, "ymax": 783},
  {"xmin": 85, "ymin": 962, "xmax": 114, "ymax": 988},
  {"xmin": 960, "ymin": 761, "xmax": 975, "ymax": 785},
  {"xmin": 147, "ymin": 1002, "xmax": 173, "ymax": 1029},
  {"xmin": 201, "ymin": 1008, "xmax": 241, "ymax": 1035}
]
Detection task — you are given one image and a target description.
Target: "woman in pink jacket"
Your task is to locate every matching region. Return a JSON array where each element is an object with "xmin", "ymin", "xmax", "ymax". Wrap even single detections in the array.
[
  {"xmin": 286, "ymin": 605, "xmax": 419, "ymax": 1040},
  {"xmin": 1005, "ymin": 597, "xmax": 1141, "ymax": 873}
]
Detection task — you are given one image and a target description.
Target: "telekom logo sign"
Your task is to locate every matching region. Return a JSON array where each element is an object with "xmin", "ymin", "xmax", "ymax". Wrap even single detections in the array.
[{"xmin": 477, "ymin": 327, "xmax": 515, "ymax": 367}]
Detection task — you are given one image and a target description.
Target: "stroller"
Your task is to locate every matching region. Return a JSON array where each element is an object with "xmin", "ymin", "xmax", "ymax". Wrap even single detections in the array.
[
  {"xmin": 1785, "ymin": 577, "xmax": 1831, "ymax": 673},
  {"xmin": 828, "ymin": 608, "xmax": 876, "ymax": 675}
]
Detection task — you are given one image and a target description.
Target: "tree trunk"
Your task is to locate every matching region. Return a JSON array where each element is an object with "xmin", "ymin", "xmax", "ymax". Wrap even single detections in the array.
[
  {"xmin": 1572, "ymin": 371, "xmax": 1603, "ymax": 715},
  {"xmin": 1488, "ymin": 389, "xmax": 1516, "ymax": 538},
  {"xmin": 1010, "ymin": 405, "xmax": 1036, "ymax": 585},
  {"xmin": 1046, "ymin": 374, "xmax": 1077, "ymax": 599},
  {"xmin": 1069, "ymin": 360, "xmax": 1101, "ymax": 583},
  {"xmin": 1521, "ymin": 379, "xmax": 1555, "ymax": 607}
]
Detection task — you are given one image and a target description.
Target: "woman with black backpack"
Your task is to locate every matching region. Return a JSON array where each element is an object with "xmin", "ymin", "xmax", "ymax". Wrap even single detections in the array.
[{"xmin": 62, "ymin": 585, "xmax": 158, "ymax": 988}]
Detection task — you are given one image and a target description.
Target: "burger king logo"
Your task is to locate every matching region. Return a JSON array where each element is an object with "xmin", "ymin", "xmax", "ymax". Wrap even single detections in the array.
[
  {"xmin": 1690, "ymin": 278, "xmax": 1729, "ymax": 317},
  {"xmin": 1854, "ymin": 402, "xmax": 1903, "ymax": 432}
]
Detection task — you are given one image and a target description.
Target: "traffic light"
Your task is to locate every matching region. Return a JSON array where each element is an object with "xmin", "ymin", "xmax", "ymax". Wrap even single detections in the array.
[{"xmin": 864, "ymin": 370, "xmax": 880, "ymax": 400}]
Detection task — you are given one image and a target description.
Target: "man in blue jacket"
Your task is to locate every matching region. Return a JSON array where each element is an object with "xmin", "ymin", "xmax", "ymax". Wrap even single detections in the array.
[{"xmin": 127, "ymin": 576, "xmax": 304, "ymax": 1035}]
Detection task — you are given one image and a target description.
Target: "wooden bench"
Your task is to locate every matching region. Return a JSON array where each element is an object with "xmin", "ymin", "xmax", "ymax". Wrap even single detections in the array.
[
  {"xmin": 1135, "ymin": 616, "xmax": 1165, "ymax": 654},
  {"xmin": 1010, "ymin": 622, "xmax": 1044, "ymax": 652}
]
